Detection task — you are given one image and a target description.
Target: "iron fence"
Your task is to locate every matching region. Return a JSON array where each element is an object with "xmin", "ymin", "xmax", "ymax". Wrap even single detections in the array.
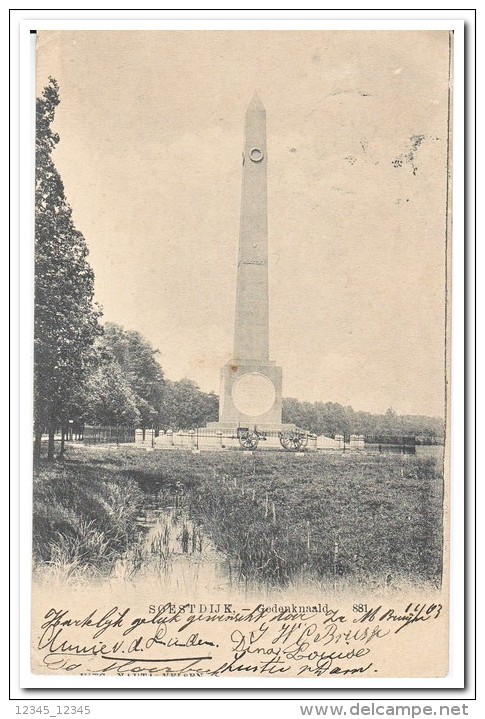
[
  {"xmin": 83, "ymin": 425, "xmax": 136, "ymax": 445},
  {"xmin": 364, "ymin": 435, "xmax": 416, "ymax": 454}
]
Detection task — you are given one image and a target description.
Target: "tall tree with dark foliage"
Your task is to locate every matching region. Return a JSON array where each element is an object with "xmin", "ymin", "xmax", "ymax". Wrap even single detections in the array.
[{"xmin": 34, "ymin": 78, "xmax": 101, "ymax": 459}]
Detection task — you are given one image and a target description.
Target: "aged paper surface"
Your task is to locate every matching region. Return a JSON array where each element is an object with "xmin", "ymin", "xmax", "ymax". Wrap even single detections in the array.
[{"xmin": 32, "ymin": 30, "xmax": 452, "ymax": 681}]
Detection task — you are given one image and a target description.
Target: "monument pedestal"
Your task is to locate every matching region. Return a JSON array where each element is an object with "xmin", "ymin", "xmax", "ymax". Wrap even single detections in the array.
[{"xmin": 208, "ymin": 359, "xmax": 287, "ymax": 431}]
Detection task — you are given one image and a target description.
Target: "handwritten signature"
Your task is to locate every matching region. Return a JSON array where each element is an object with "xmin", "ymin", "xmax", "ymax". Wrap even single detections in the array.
[{"xmin": 35, "ymin": 602, "xmax": 444, "ymax": 676}]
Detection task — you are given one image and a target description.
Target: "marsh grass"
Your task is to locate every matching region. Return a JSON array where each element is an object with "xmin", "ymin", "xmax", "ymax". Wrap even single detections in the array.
[
  {"xmin": 33, "ymin": 454, "xmax": 145, "ymax": 579},
  {"xmin": 32, "ymin": 446, "xmax": 443, "ymax": 591}
]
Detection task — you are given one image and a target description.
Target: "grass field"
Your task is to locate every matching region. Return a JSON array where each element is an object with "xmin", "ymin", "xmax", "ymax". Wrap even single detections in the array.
[{"xmin": 32, "ymin": 445, "xmax": 444, "ymax": 591}]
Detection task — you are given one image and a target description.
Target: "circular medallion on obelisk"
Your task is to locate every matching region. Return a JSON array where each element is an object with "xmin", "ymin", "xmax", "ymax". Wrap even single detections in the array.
[
  {"xmin": 232, "ymin": 372, "xmax": 276, "ymax": 416},
  {"xmin": 249, "ymin": 147, "xmax": 264, "ymax": 162}
]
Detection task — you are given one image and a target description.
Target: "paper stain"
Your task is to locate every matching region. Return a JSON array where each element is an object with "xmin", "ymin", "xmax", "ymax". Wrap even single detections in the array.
[{"xmin": 392, "ymin": 135, "xmax": 425, "ymax": 175}]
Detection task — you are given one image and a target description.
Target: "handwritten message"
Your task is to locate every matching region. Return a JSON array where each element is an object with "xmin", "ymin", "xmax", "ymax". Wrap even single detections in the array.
[{"xmin": 33, "ymin": 601, "xmax": 444, "ymax": 677}]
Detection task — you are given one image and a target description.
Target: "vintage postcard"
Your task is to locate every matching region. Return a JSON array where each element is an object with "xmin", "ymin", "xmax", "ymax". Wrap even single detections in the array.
[{"xmin": 30, "ymin": 29, "xmax": 453, "ymax": 683}]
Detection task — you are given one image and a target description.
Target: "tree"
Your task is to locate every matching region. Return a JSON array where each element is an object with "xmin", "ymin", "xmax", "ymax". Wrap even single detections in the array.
[
  {"xmin": 158, "ymin": 379, "xmax": 219, "ymax": 430},
  {"xmin": 80, "ymin": 358, "xmax": 141, "ymax": 426},
  {"xmin": 99, "ymin": 323, "xmax": 165, "ymax": 430},
  {"xmin": 34, "ymin": 78, "xmax": 102, "ymax": 460}
]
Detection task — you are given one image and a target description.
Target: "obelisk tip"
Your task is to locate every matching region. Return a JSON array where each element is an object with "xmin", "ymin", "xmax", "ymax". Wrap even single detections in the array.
[{"xmin": 247, "ymin": 91, "xmax": 265, "ymax": 113}]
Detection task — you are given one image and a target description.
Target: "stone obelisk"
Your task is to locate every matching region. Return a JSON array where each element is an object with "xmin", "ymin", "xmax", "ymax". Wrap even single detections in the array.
[
  {"xmin": 215, "ymin": 93, "xmax": 284, "ymax": 429},
  {"xmin": 234, "ymin": 92, "xmax": 269, "ymax": 362}
]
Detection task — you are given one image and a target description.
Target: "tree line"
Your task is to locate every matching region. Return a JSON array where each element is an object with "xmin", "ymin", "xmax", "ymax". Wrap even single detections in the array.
[
  {"xmin": 34, "ymin": 78, "xmax": 443, "ymax": 461},
  {"xmin": 81, "ymin": 321, "xmax": 218, "ymax": 433},
  {"xmin": 282, "ymin": 399, "xmax": 443, "ymax": 443}
]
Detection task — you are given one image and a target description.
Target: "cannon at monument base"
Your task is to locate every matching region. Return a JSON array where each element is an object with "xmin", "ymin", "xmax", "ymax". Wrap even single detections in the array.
[{"xmin": 237, "ymin": 426, "xmax": 311, "ymax": 452}]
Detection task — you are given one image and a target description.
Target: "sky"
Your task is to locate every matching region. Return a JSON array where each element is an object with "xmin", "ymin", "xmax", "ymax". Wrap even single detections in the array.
[{"xmin": 36, "ymin": 30, "xmax": 451, "ymax": 417}]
